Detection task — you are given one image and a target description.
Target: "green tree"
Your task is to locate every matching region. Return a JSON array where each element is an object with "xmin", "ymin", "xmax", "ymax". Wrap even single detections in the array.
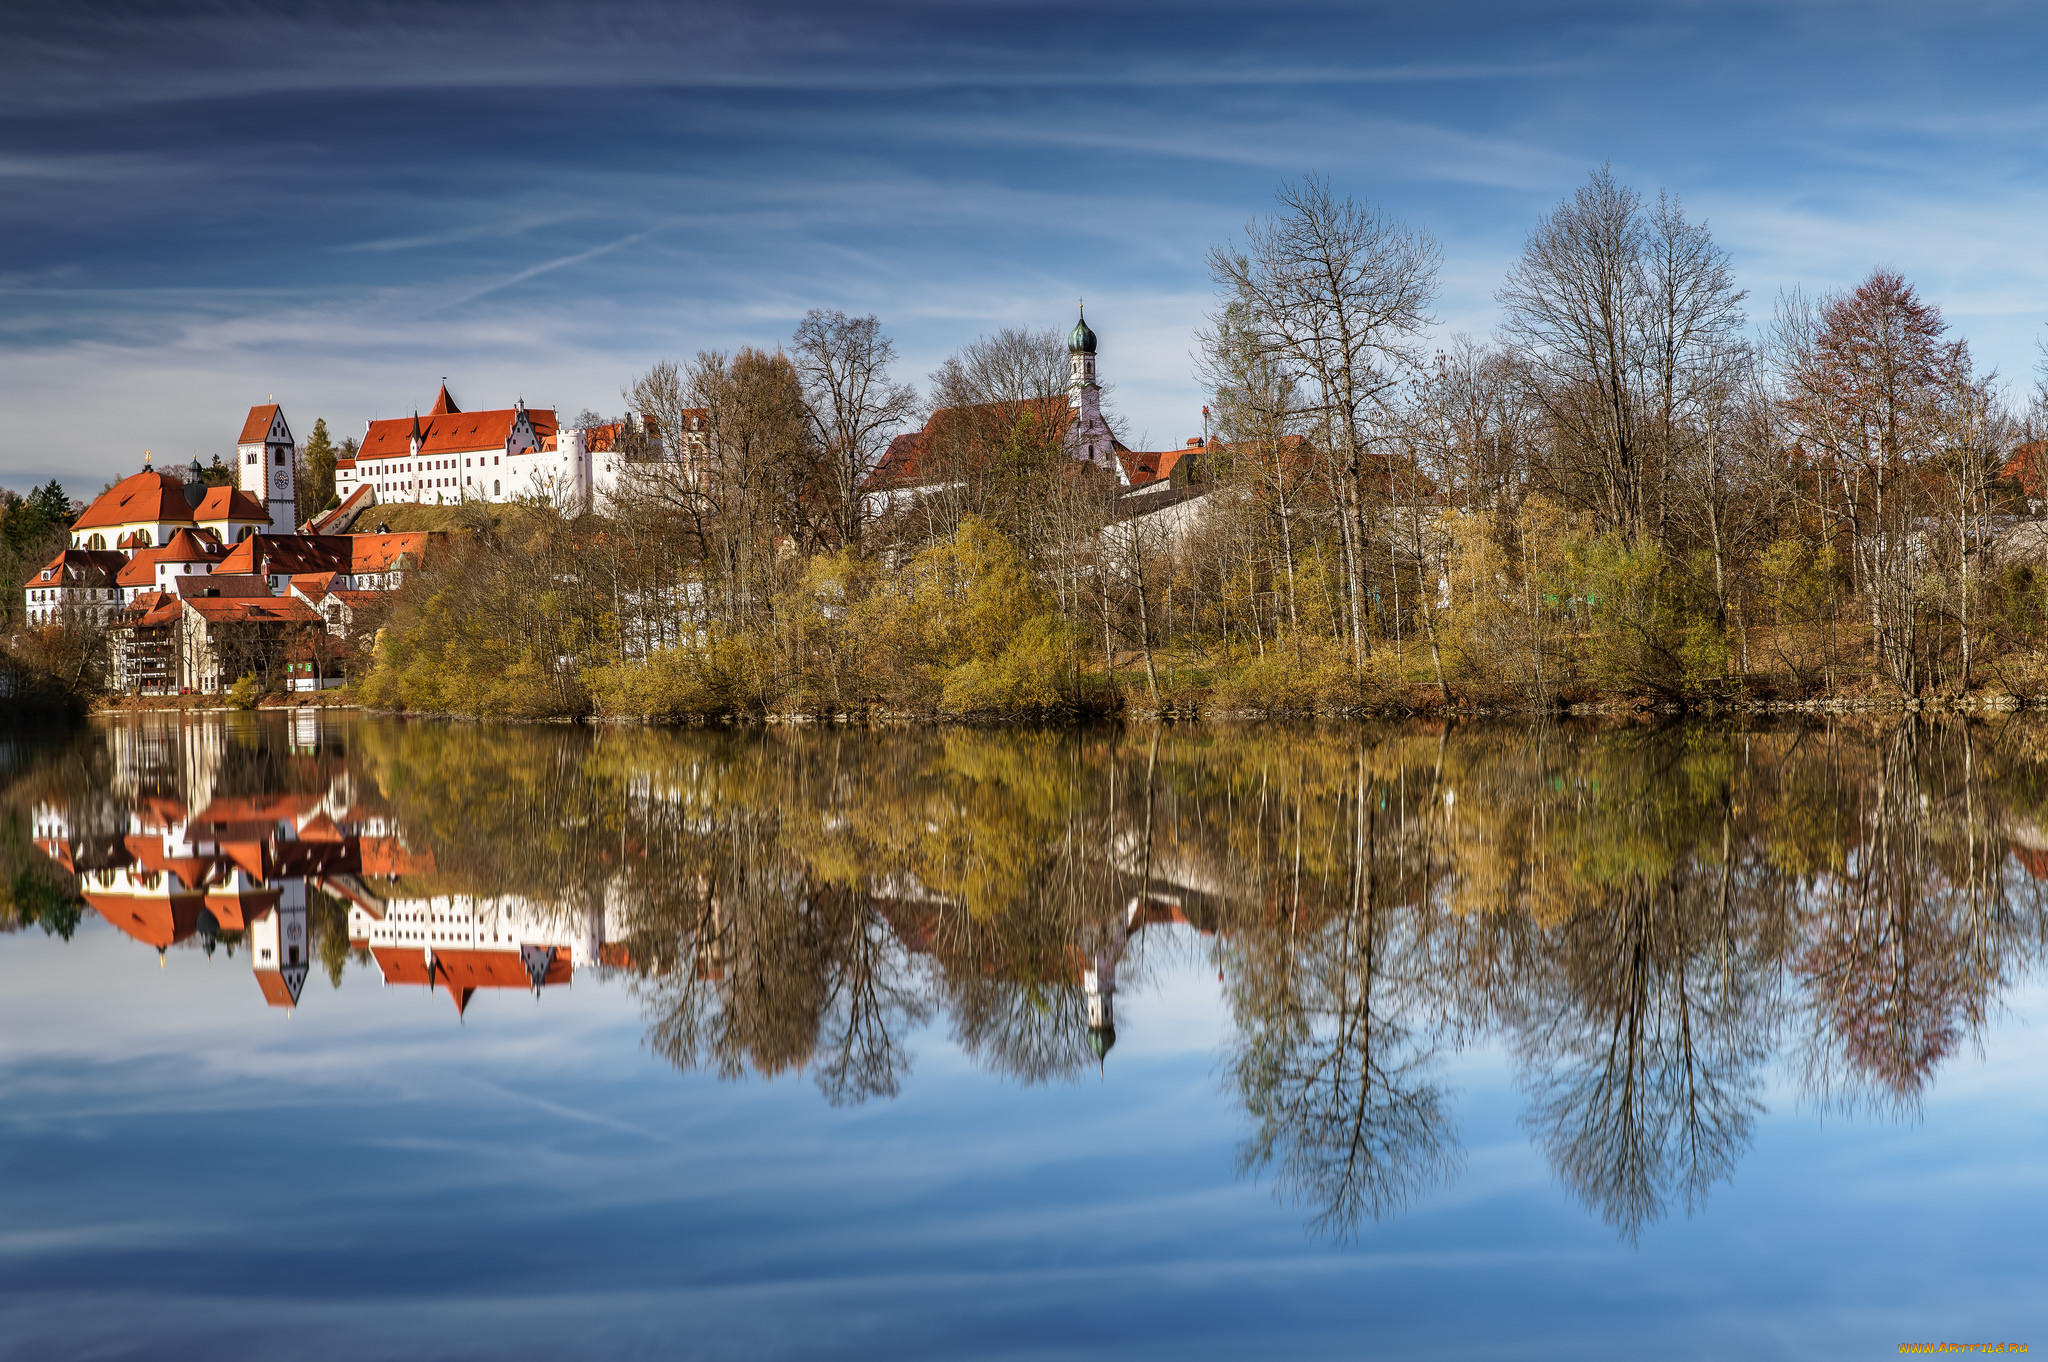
[
  {"xmin": 0, "ymin": 480, "xmax": 74, "ymax": 630},
  {"xmin": 303, "ymin": 418, "xmax": 338, "ymax": 517}
]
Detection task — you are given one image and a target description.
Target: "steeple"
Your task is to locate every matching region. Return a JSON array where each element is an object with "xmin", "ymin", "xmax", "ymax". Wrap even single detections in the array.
[
  {"xmin": 1067, "ymin": 301, "xmax": 1097, "ymax": 356},
  {"xmin": 430, "ymin": 380, "xmax": 460, "ymax": 416},
  {"xmin": 1064, "ymin": 303, "xmax": 1112, "ymax": 470}
]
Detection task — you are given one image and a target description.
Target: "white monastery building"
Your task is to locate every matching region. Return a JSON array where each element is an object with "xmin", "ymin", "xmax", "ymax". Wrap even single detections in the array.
[{"xmin": 333, "ymin": 384, "xmax": 681, "ymax": 514}]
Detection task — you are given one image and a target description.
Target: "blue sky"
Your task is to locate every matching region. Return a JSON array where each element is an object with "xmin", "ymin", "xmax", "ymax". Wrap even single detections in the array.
[{"xmin": 5, "ymin": 0, "xmax": 2048, "ymax": 494}]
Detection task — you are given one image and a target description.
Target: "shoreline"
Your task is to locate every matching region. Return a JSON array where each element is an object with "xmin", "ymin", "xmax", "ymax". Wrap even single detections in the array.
[{"xmin": 81, "ymin": 689, "xmax": 2048, "ymax": 724}]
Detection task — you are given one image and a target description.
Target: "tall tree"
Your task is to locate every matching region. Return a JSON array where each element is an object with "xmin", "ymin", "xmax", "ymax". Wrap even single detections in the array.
[
  {"xmin": 302, "ymin": 417, "xmax": 338, "ymax": 517},
  {"xmin": 790, "ymin": 310, "xmax": 918, "ymax": 554},
  {"xmin": 1209, "ymin": 176, "xmax": 1441, "ymax": 673},
  {"xmin": 1773, "ymin": 269, "xmax": 1985, "ymax": 694}
]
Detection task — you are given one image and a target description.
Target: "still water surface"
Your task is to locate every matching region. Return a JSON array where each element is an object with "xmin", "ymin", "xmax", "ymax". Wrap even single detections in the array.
[{"xmin": 1, "ymin": 713, "xmax": 2044, "ymax": 1360}]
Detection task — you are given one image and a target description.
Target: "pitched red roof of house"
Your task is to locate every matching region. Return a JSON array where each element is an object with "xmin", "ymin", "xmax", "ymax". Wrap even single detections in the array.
[
  {"xmin": 86, "ymin": 891, "xmax": 203, "ymax": 950},
  {"xmin": 125, "ymin": 592, "xmax": 183, "ymax": 626},
  {"xmin": 347, "ymin": 532, "xmax": 433, "ymax": 573},
  {"xmin": 253, "ymin": 969, "xmax": 304, "ymax": 1009},
  {"xmin": 24, "ymin": 548, "xmax": 127, "ymax": 590},
  {"xmin": 116, "ymin": 531, "xmax": 226, "ymax": 588},
  {"xmin": 358, "ymin": 405, "xmax": 558, "ymax": 461},
  {"xmin": 290, "ymin": 571, "xmax": 338, "ymax": 601},
  {"xmin": 176, "ymin": 573, "xmax": 271, "ymax": 599},
  {"xmin": 72, "ymin": 471, "xmax": 197, "ymax": 530},
  {"xmin": 1116, "ymin": 444, "xmax": 1198, "ymax": 488},
  {"xmin": 430, "ymin": 384, "xmax": 460, "ymax": 415},
  {"xmin": 358, "ymin": 837, "xmax": 435, "ymax": 877},
  {"xmin": 330, "ymin": 589, "xmax": 386, "ymax": 611},
  {"xmin": 192, "ymin": 486, "xmax": 272, "ymax": 524},
  {"xmin": 863, "ymin": 399, "xmax": 1106, "ymax": 492},
  {"xmin": 238, "ymin": 404, "xmax": 282, "ymax": 445},
  {"xmin": 183, "ymin": 596, "xmax": 322, "ymax": 625}
]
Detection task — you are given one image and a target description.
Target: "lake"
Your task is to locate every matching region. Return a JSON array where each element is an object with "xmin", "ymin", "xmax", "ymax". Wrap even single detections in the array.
[{"xmin": 1, "ymin": 712, "xmax": 2042, "ymax": 1360}]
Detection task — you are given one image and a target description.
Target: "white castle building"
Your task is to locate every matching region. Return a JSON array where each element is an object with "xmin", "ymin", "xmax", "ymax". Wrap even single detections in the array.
[{"xmin": 333, "ymin": 384, "xmax": 685, "ymax": 515}]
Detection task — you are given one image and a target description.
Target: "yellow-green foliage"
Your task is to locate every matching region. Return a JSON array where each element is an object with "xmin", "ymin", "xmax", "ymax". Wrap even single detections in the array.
[
  {"xmin": 1211, "ymin": 634, "xmax": 1393, "ymax": 713},
  {"xmin": 848, "ymin": 517, "xmax": 1082, "ymax": 715},
  {"xmin": 587, "ymin": 632, "xmax": 770, "ymax": 721}
]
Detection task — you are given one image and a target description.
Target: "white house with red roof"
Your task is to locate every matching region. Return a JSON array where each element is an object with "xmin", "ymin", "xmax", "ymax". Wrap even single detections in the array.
[
  {"xmin": 335, "ymin": 384, "xmax": 569, "ymax": 508},
  {"xmin": 23, "ymin": 548, "xmax": 128, "ymax": 625},
  {"xmin": 332, "ymin": 383, "xmax": 675, "ymax": 513}
]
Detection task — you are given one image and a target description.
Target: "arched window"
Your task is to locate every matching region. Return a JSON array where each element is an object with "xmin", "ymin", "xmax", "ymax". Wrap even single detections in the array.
[
  {"xmin": 87, "ymin": 533, "xmax": 105, "ymax": 550},
  {"xmin": 493, "ymin": 480, "xmax": 501, "ymax": 496},
  {"xmin": 134, "ymin": 530, "xmax": 151, "ymax": 548}
]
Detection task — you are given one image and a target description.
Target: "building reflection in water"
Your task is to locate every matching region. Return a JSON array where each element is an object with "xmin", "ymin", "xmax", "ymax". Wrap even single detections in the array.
[{"xmin": 7, "ymin": 713, "xmax": 2048, "ymax": 1242}]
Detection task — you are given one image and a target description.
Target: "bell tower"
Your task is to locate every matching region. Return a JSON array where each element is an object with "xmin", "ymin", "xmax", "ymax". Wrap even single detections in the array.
[
  {"xmin": 1064, "ymin": 305, "xmax": 1114, "ymax": 471},
  {"xmin": 236, "ymin": 402, "xmax": 297, "ymax": 531}
]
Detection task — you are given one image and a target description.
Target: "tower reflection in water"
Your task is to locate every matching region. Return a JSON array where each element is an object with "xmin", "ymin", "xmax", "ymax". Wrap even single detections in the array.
[{"xmin": 8, "ymin": 712, "xmax": 2048, "ymax": 1241}]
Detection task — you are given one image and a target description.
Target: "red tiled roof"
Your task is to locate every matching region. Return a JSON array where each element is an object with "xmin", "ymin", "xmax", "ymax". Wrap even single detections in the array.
[
  {"xmin": 290, "ymin": 571, "xmax": 338, "ymax": 601},
  {"xmin": 346, "ymin": 532, "xmax": 432, "ymax": 573},
  {"xmin": 213, "ymin": 533, "xmax": 345, "ymax": 578},
  {"xmin": 183, "ymin": 596, "xmax": 322, "ymax": 624},
  {"xmin": 116, "ymin": 531, "xmax": 225, "ymax": 588},
  {"xmin": 1115, "ymin": 445, "xmax": 1197, "ymax": 487},
  {"xmin": 253, "ymin": 970, "xmax": 302, "ymax": 1009},
  {"xmin": 329, "ymin": 590, "xmax": 386, "ymax": 611},
  {"xmin": 358, "ymin": 404, "xmax": 558, "ymax": 461},
  {"xmin": 85, "ymin": 891, "xmax": 204, "ymax": 949},
  {"xmin": 358, "ymin": 837, "xmax": 435, "ymax": 877},
  {"xmin": 238, "ymin": 404, "xmax": 281, "ymax": 445},
  {"xmin": 72, "ymin": 471, "xmax": 197, "ymax": 531},
  {"xmin": 176, "ymin": 573, "xmax": 271, "ymax": 599},
  {"xmin": 430, "ymin": 384, "xmax": 460, "ymax": 415},
  {"xmin": 125, "ymin": 592, "xmax": 183, "ymax": 627},
  {"xmin": 24, "ymin": 548, "xmax": 127, "ymax": 590},
  {"xmin": 863, "ymin": 399, "xmax": 1086, "ymax": 492},
  {"xmin": 192, "ymin": 486, "xmax": 272, "ymax": 524},
  {"xmin": 305, "ymin": 485, "xmax": 373, "ymax": 535}
]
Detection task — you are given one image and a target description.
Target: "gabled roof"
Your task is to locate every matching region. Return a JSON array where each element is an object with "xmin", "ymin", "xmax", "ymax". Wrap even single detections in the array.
[
  {"xmin": 1115, "ymin": 442, "xmax": 1203, "ymax": 488},
  {"xmin": 176, "ymin": 573, "xmax": 270, "ymax": 599},
  {"xmin": 213, "ymin": 533, "xmax": 349, "ymax": 578},
  {"xmin": 183, "ymin": 596, "xmax": 322, "ymax": 625},
  {"xmin": 24, "ymin": 548, "xmax": 127, "ymax": 590},
  {"xmin": 116, "ymin": 531, "xmax": 226, "ymax": 588},
  {"xmin": 862, "ymin": 399, "xmax": 1115, "ymax": 493},
  {"xmin": 346, "ymin": 531, "xmax": 433, "ymax": 573},
  {"xmin": 124, "ymin": 592, "xmax": 183, "ymax": 627},
  {"xmin": 238, "ymin": 404, "xmax": 283, "ymax": 445},
  {"xmin": 192, "ymin": 486, "xmax": 272, "ymax": 524},
  {"xmin": 290, "ymin": 571, "xmax": 338, "ymax": 601},
  {"xmin": 72, "ymin": 471, "xmax": 197, "ymax": 530},
  {"xmin": 86, "ymin": 892, "xmax": 204, "ymax": 949},
  {"xmin": 358, "ymin": 404, "xmax": 558, "ymax": 461},
  {"xmin": 254, "ymin": 969, "xmax": 306, "ymax": 1009}
]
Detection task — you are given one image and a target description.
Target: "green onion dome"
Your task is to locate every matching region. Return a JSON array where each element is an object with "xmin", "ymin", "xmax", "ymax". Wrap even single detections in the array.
[{"xmin": 1068, "ymin": 310, "xmax": 1097, "ymax": 355}]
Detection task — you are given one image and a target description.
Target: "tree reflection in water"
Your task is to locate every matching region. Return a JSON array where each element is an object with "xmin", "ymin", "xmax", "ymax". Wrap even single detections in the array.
[{"xmin": 9, "ymin": 714, "xmax": 2048, "ymax": 1242}]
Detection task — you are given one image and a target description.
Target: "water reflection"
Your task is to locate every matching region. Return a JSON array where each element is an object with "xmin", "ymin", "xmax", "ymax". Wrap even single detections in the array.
[{"xmin": 6, "ymin": 712, "xmax": 2048, "ymax": 1243}]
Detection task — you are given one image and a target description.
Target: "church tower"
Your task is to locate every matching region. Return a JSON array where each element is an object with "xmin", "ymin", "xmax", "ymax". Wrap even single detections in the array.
[
  {"xmin": 236, "ymin": 403, "xmax": 298, "ymax": 531},
  {"xmin": 1064, "ymin": 307, "xmax": 1115, "ymax": 471}
]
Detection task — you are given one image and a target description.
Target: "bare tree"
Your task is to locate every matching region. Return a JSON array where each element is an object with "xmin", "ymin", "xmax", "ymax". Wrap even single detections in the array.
[
  {"xmin": 1773, "ymin": 270, "xmax": 1983, "ymax": 694},
  {"xmin": 1209, "ymin": 176, "xmax": 1440, "ymax": 673},
  {"xmin": 790, "ymin": 310, "xmax": 918, "ymax": 554}
]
